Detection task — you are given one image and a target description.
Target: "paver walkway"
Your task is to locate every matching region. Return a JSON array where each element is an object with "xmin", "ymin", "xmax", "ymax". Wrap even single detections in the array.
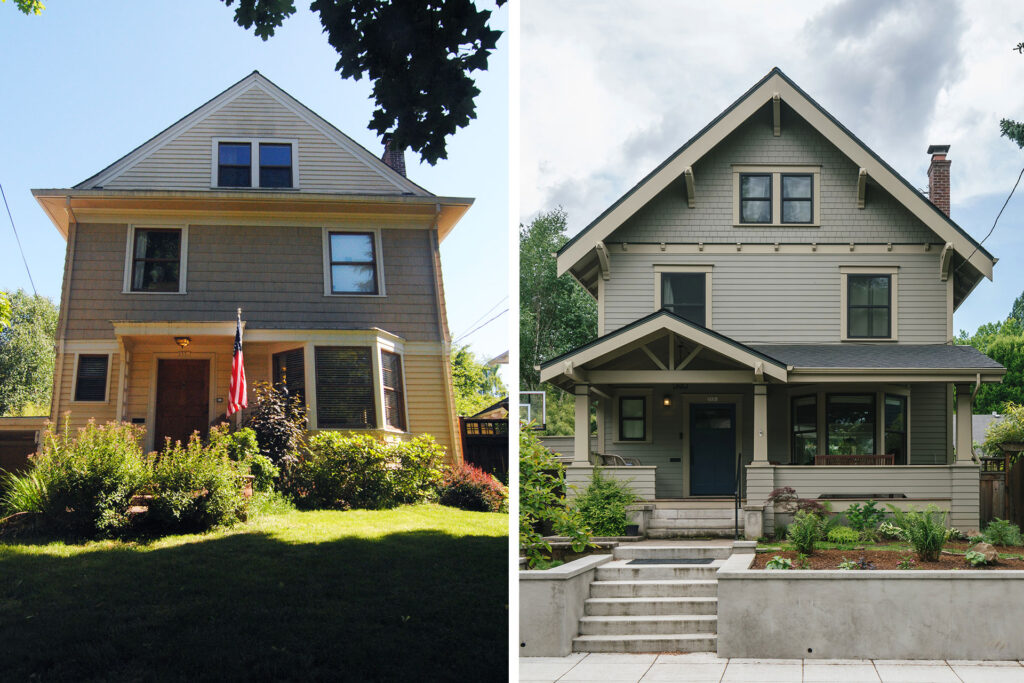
[{"xmin": 520, "ymin": 652, "xmax": 1024, "ymax": 682}]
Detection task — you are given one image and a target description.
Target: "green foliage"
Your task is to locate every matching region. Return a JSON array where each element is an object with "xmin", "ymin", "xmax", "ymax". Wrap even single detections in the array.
[
  {"xmin": 897, "ymin": 556, "xmax": 917, "ymax": 570},
  {"xmin": 957, "ymin": 315, "xmax": 1024, "ymax": 414},
  {"xmin": 983, "ymin": 517, "xmax": 1023, "ymax": 546},
  {"xmin": 765, "ymin": 555, "xmax": 792, "ymax": 570},
  {"xmin": 965, "ymin": 549, "xmax": 992, "ymax": 567},
  {"xmin": 570, "ymin": 468, "xmax": 637, "ymax": 537},
  {"xmin": 210, "ymin": 425, "xmax": 260, "ymax": 462},
  {"xmin": 1, "ymin": 421, "xmax": 149, "ymax": 535},
  {"xmin": 247, "ymin": 455, "xmax": 279, "ymax": 492},
  {"xmin": 787, "ymin": 510, "xmax": 824, "ymax": 555},
  {"xmin": 826, "ymin": 526, "xmax": 861, "ymax": 545},
  {"xmin": 437, "ymin": 462, "xmax": 508, "ymax": 513},
  {"xmin": 243, "ymin": 382, "xmax": 307, "ymax": 467},
  {"xmin": 221, "ymin": 0, "xmax": 504, "ymax": 165},
  {"xmin": 148, "ymin": 434, "xmax": 244, "ymax": 532},
  {"xmin": 844, "ymin": 500, "xmax": 884, "ymax": 537},
  {"xmin": 245, "ymin": 489, "xmax": 296, "ymax": 518},
  {"xmin": 878, "ymin": 521, "xmax": 904, "ymax": 540},
  {"xmin": 0, "ymin": 291, "xmax": 9, "ymax": 328},
  {"xmin": 983, "ymin": 403, "xmax": 1024, "ymax": 455},
  {"xmin": 450, "ymin": 344, "xmax": 506, "ymax": 417},
  {"xmin": 889, "ymin": 505, "xmax": 947, "ymax": 562},
  {"xmin": 947, "ymin": 527, "xmax": 967, "ymax": 541},
  {"xmin": 519, "ymin": 209, "xmax": 597, "ymax": 391},
  {"xmin": 1001, "ymin": 119, "xmax": 1024, "ymax": 149},
  {"xmin": 837, "ymin": 556, "xmax": 874, "ymax": 570},
  {"xmin": 518, "ymin": 425, "xmax": 590, "ymax": 567},
  {"xmin": 0, "ymin": 290, "xmax": 59, "ymax": 416},
  {"xmin": 285, "ymin": 433, "xmax": 445, "ymax": 510},
  {"xmin": 2, "ymin": 0, "xmax": 44, "ymax": 15}
]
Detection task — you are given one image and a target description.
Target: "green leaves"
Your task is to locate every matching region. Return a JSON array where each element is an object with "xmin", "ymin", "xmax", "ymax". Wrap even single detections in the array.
[
  {"xmin": 450, "ymin": 344, "xmax": 506, "ymax": 417},
  {"xmin": 1000, "ymin": 118, "xmax": 1024, "ymax": 150},
  {"xmin": 3, "ymin": 0, "xmax": 45, "ymax": 16},
  {"xmin": 0, "ymin": 290, "xmax": 58, "ymax": 417}
]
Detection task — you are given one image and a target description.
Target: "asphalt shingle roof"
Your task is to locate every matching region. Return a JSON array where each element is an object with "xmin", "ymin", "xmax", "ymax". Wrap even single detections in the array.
[{"xmin": 749, "ymin": 344, "xmax": 1003, "ymax": 370}]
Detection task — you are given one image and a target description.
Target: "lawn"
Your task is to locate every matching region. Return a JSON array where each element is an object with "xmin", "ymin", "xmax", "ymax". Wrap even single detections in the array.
[{"xmin": 0, "ymin": 504, "xmax": 509, "ymax": 682}]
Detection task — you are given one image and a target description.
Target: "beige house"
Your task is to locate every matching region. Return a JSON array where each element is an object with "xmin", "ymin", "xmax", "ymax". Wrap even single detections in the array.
[
  {"xmin": 31, "ymin": 71, "xmax": 469, "ymax": 460},
  {"xmin": 542, "ymin": 68, "xmax": 1004, "ymax": 535}
]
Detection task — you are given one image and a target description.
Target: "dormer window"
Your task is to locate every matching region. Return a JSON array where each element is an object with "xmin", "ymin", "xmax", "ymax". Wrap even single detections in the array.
[{"xmin": 214, "ymin": 138, "xmax": 296, "ymax": 189}]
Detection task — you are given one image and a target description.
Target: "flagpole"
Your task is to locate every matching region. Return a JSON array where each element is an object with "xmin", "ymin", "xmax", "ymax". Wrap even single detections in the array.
[{"xmin": 234, "ymin": 307, "xmax": 242, "ymax": 429}]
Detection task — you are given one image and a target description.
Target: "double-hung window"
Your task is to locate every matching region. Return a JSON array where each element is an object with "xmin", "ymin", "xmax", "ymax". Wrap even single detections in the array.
[
  {"xmin": 129, "ymin": 227, "xmax": 184, "ymax": 293},
  {"xmin": 739, "ymin": 173, "xmax": 772, "ymax": 223},
  {"xmin": 74, "ymin": 354, "xmax": 109, "ymax": 402},
  {"xmin": 218, "ymin": 142, "xmax": 252, "ymax": 187},
  {"xmin": 826, "ymin": 394, "xmax": 876, "ymax": 455},
  {"xmin": 215, "ymin": 139, "xmax": 295, "ymax": 189},
  {"xmin": 734, "ymin": 166, "xmax": 820, "ymax": 225},
  {"xmin": 380, "ymin": 350, "xmax": 406, "ymax": 431},
  {"xmin": 314, "ymin": 346, "xmax": 376, "ymax": 429},
  {"xmin": 781, "ymin": 174, "xmax": 813, "ymax": 223},
  {"xmin": 618, "ymin": 396, "xmax": 647, "ymax": 441},
  {"xmin": 847, "ymin": 274, "xmax": 891, "ymax": 338},
  {"xmin": 259, "ymin": 143, "xmax": 292, "ymax": 188},
  {"xmin": 660, "ymin": 273, "xmax": 706, "ymax": 326},
  {"xmin": 327, "ymin": 231, "xmax": 380, "ymax": 295}
]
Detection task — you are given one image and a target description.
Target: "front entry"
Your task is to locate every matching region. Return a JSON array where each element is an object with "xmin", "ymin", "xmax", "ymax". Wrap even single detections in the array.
[
  {"xmin": 154, "ymin": 359, "xmax": 210, "ymax": 449},
  {"xmin": 689, "ymin": 403, "xmax": 737, "ymax": 496}
]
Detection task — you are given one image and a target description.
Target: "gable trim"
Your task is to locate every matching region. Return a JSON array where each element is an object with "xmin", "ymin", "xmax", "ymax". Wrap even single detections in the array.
[{"xmin": 557, "ymin": 68, "xmax": 994, "ymax": 281}]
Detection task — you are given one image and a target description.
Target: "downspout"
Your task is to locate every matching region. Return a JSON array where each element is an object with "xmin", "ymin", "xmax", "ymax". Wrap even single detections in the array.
[
  {"xmin": 428, "ymin": 203, "xmax": 462, "ymax": 462},
  {"xmin": 971, "ymin": 372, "xmax": 981, "ymax": 401},
  {"xmin": 49, "ymin": 198, "xmax": 79, "ymax": 426}
]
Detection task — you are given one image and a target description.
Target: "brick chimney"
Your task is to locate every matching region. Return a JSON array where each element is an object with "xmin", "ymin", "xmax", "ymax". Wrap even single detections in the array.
[
  {"xmin": 927, "ymin": 144, "xmax": 951, "ymax": 216},
  {"xmin": 381, "ymin": 133, "xmax": 406, "ymax": 177}
]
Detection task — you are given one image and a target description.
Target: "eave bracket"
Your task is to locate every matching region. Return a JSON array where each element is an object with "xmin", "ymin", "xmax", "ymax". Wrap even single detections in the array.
[
  {"xmin": 857, "ymin": 168, "xmax": 867, "ymax": 209},
  {"xmin": 940, "ymin": 242, "xmax": 954, "ymax": 282},
  {"xmin": 683, "ymin": 167, "xmax": 696, "ymax": 208},
  {"xmin": 772, "ymin": 93, "xmax": 781, "ymax": 137}
]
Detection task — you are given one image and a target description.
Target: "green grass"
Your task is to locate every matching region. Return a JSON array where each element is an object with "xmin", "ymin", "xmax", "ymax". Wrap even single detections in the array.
[{"xmin": 0, "ymin": 504, "xmax": 509, "ymax": 682}]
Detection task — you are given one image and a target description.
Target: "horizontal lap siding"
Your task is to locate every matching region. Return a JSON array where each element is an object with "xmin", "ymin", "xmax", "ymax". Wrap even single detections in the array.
[
  {"xmin": 403, "ymin": 353, "xmax": 457, "ymax": 461},
  {"xmin": 910, "ymin": 383, "xmax": 949, "ymax": 464},
  {"xmin": 773, "ymin": 466, "xmax": 954, "ymax": 498},
  {"xmin": 603, "ymin": 251, "xmax": 946, "ymax": 343},
  {"xmin": 104, "ymin": 87, "xmax": 401, "ymax": 194},
  {"xmin": 55, "ymin": 352, "xmax": 120, "ymax": 432},
  {"xmin": 65, "ymin": 223, "xmax": 440, "ymax": 341}
]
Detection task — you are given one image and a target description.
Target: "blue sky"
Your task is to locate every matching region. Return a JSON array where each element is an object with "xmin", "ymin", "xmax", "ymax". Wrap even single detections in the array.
[
  {"xmin": 521, "ymin": 0, "xmax": 1024, "ymax": 336},
  {"xmin": 0, "ymin": 2, "xmax": 508, "ymax": 373}
]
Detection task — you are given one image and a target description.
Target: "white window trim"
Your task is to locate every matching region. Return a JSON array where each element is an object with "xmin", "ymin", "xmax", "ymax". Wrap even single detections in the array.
[
  {"xmin": 70, "ymin": 351, "xmax": 112, "ymax": 404},
  {"xmin": 653, "ymin": 264, "xmax": 713, "ymax": 328},
  {"xmin": 612, "ymin": 389, "xmax": 653, "ymax": 444},
  {"xmin": 210, "ymin": 137, "xmax": 300, "ymax": 190},
  {"xmin": 732, "ymin": 164, "xmax": 821, "ymax": 227},
  {"xmin": 322, "ymin": 227, "xmax": 387, "ymax": 297},
  {"xmin": 379, "ymin": 346, "xmax": 410, "ymax": 433},
  {"xmin": 122, "ymin": 224, "xmax": 189, "ymax": 295},
  {"xmin": 839, "ymin": 266, "xmax": 899, "ymax": 341}
]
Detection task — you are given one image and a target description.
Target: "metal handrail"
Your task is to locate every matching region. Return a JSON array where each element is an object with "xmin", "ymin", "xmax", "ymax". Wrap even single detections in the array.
[{"xmin": 734, "ymin": 451, "xmax": 742, "ymax": 540}]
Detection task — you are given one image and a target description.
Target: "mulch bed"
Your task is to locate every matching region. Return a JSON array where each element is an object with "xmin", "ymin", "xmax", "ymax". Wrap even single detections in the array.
[{"xmin": 752, "ymin": 548, "xmax": 1024, "ymax": 570}]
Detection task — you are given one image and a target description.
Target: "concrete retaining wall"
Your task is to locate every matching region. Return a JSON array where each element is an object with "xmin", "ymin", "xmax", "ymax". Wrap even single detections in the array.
[
  {"xmin": 718, "ymin": 553, "xmax": 1024, "ymax": 659},
  {"xmin": 519, "ymin": 554, "xmax": 612, "ymax": 656}
]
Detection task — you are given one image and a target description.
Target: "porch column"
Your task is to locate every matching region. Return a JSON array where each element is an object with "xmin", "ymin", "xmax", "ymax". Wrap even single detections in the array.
[
  {"xmin": 955, "ymin": 383, "xmax": 974, "ymax": 462},
  {"xmin": 753, "ymin": 384, "xmax": 768, "ymax": 462},
  {"xmin": 573, "ymin": 384, "xmax": 591, "ymax": 465}
]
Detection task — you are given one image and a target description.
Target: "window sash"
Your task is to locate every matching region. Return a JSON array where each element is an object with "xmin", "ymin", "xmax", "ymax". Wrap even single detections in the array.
[
  {"xmin": 619, "ymin": 396, "xmax": 646, "ymax": 441},
  {"xmin": 258, "ymin": 143, "xmax": 293, "ymax": 188},
  {"xmin": 130, "ymin": 228, "xmax": 182, "ymax": 292},
  {"xmin": 74, "ymin": 354, "xmax": 109, "ymax": 402},
  {"xmin": 781, "ymin": 173, "xmax": 813, "ymax": 224},
  {"xmin": 826, "ymin": 394, "xmax": 876, "ymax": 456},
  {"xmin": 329, "ymin": 232, "xmax": 379, "ymax": 294},
  {"xmin": 314, "ymin": 346, "xmax": 376, "ymax": 429},
  {"xmin": 847, "ymin": 275, "xmax": 891, "ymax": 338},
  {"xmin": 218, "ymin": 142, "xmax": 252, "ymax": 187},
  {"xmin": 739, "ymin": 173, "xmax": 772, "ymax": 223},
  {"xmin": 791, "ymin": 395, "xmax": 817, "ymax": 465},
  {"xmin": 381, "ymin": 350, "xmax": 406, "ymax": 431},
  {"xmin": 660, "ymin": 273, "xmax": 706, "ymax": 326}
]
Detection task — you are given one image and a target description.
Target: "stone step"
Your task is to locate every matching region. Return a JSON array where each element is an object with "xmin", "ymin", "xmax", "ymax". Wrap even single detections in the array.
[
  {"xmin": 652, "ymin": 508, "xmax": 743, "ymax": 519},
  {"xmin": 579, "ymin": 614, "xmax": 718, "ymax": 636},
  {"xmin": 572, "ymin": 633, "xmax": 717, "ymax": 653},
  {"xmin": 596, "ymin": 563, "xmax": 721, "ymax": 581},
  {"xmin": 590, "ymin": 579, "xmax": 718, "ymax": 598},
  {"xmin": 612, "ymin": 545, "xmax": 732, "ymax": 561},
  {"xmin": 585, "ymin": 597, "xmax": 718, "ymax": 616},
  {"xmin": 646, "ymin": 528, "xmax": 741, "ymax": 539},
  {"xmin": 648, "ymin": 518, "xmax": 743, "ymax": 529}
]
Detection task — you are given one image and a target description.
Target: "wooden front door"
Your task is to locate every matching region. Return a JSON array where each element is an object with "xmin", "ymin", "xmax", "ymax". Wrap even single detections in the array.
[{"xmin": 154, "ymin": 359, "xmax": 210, "ymax": 449}]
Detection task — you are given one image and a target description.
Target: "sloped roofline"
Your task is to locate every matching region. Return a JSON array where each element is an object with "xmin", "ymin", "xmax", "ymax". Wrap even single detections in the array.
[
  {"xmin": 75, "ymin": 70, "xmax": 430, "ymax": 197},
  {"xmin": 556, "ymin": 67, "xmax": 995, "ymax": 280}
]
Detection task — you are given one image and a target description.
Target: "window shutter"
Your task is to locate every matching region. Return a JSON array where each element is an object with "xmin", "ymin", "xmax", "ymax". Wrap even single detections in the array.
[
  {"xmin": 314, "ymin": 347, "xmax": 376, "ymax": 429},
  {"xmin": 381, "ymin": 351, "xmax": 406, "ymax": 430},
  {"xmin": 75, "ymin": 355, "xmax": 109, "ymax": 402}
]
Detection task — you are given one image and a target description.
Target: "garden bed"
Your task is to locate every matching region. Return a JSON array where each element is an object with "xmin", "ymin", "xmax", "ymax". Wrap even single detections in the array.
[{"xmin": 752, "ymin": 548, "xmax": 1024, "ymax": 570}]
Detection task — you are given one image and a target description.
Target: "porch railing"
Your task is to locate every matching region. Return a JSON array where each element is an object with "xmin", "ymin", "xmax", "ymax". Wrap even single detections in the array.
[{"xmin": 813, "ymin": 454, "xmax": 895, "ymax": 466}]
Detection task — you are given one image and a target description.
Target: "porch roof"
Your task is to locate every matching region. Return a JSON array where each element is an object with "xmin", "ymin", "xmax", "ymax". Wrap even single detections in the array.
[{"xmin": 750, "ymin": 343, "xmax": 1004, "ymax": 371}]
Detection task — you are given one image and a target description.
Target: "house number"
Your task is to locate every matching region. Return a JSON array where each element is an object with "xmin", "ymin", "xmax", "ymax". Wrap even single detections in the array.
[{"xmin": 706, "ymin": 396, "xmax": 719, "ymax": 402}]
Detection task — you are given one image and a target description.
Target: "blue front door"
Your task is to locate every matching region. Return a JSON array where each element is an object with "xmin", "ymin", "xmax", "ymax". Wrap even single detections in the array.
[{"xmin": 689, "ymin": 403, "xmax": 736, "ymax": 496}]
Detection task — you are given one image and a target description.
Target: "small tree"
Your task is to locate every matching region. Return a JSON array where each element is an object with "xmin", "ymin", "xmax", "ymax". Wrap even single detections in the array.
[{"xmin": 243, "ymin": 382, "xmax": 307, "ymax": 467}]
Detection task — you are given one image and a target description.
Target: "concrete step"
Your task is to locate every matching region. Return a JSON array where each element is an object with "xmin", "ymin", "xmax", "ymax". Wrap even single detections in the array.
[
  {"xmin": 585, "ymin": 597, "xmax": 718, "ymax": 616},
  {"xmin": 579, "ymin": 614, "xmax": 718, "ymax": 636},
  {"xmin": 596, "ymin": 562, "xmax": 721, "ymax": 581},
  {"xmin": 652, "ymin": 508, "xmax": 743, "ymax": 519},
  {"xmin": 646, "ymin": 528, "xmax": 741, "ymax": 539},
  {"xmin": 612, "ymin": 545, "xmax": 732, "ymax": 561},
  {"xmin": 648, "ymin": 518, "xmax": 743, "ymax": 529},
  {"xmin": 590, "ymin": 579, "xmax": 718, "ymax": 598},
  {"xmin": 572, "ymin": 633, "xmax": 717, "ymax": 653}
]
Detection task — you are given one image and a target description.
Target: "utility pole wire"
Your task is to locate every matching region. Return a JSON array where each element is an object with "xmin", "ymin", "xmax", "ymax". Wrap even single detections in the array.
[
  {"xmin": 953, "ymin": 165, "xmax": 1024, "ymax": 279},
  {"xmin": 453, "ymin": 308, "xmax": 508, "ymax": 344},
  {"xmin": 0, "ymin": 183, "xmax": 37, "ymax": 296},
  {"xmin": 454, "ymin": 294, "xmax": 508, "ymax": 340}
]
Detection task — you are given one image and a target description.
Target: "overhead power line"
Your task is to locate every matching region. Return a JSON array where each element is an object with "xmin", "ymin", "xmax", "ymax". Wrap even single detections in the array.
[
  {"xmin": 954, "ymin": 165, "xmax": 1024, "ymax": 277},
  {"xmin": 0, "ymin": 182, "xmax": 37, "ymax": 296},
  {"xmin": 453, "ymin": 294, "xmax": 508, "ymax": 340},
  {"xmin": 453, "ymin": 308, "xmax": 508, "ymax": 344}
]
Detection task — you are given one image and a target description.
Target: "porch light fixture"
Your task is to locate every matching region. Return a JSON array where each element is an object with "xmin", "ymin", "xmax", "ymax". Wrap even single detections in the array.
[
  {"xmin": 174, "ymin": 336, "xmax": 192, "ymax": 350},
  {"xmin": 662, "ymin": 394, "xmax": 672, "ymax": 407}
]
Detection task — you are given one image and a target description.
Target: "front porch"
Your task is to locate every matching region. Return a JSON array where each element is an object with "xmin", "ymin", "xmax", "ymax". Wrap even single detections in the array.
[{"xmin": 540, "ymin": 311, "xmax": 1006, "ymax": 536}]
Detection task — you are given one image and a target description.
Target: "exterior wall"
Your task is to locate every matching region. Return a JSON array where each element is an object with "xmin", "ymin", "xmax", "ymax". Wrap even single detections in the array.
[
  {"xmin": 101, "ymin": 85, "xmax": 403, "ymax": 195},
  {"xmin": 519, "ymin": 555, "xmax": 613, "ymax": 657},
  {"xmin": 601, "ymin": 250, "xmax": 947, "ymax": 342},
  {"xmin": 403, "ymin": 351, "xmax": 460, "ymax": 461},
  {"xmin": 54, "ymin": 351, "xmax": 122, "ymax": 432},
  {"xmin": 64, "ymin": 223, "xmax": 442, "ymax": 342}
]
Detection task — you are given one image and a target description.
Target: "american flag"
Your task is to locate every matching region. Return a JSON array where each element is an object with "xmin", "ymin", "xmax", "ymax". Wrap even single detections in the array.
[{"xmin": 227, "ymin": 310, "xmax": 247, "ymax": 416}]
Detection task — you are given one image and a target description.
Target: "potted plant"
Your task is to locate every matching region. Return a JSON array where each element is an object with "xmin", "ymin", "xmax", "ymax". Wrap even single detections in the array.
[{"xmin": 983, "ymin": 403, "xmax": 1024, "ymax": 459}]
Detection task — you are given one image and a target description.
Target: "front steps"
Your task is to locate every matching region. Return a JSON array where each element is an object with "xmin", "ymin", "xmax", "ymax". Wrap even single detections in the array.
[
  {"xmin": 572, "ymin": 544, "xmax": 730, "ymax": 653},
  {"xmin": 647, "ymin": 507, "xmax": 743, "ymax": 539}
]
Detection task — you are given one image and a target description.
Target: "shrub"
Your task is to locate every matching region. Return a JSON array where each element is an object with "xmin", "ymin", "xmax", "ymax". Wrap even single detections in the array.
[
  {"xmin": 148, "ymin": 434, "xmax": 244, "ymax": 532},
  {"xmin": 571, "ymin": 468, "xmax": 637, "ymax": 537},
  {"xmin": 968, "ymin": 534, "xmax": 985, "ymax": 545},
  {"xmin": 244, "ymin": 382, "xmax": 307, "ymax": 467},
  {"xmin": 208, "ymin": 424, "xmax": 260, "ymax": 462},
  {"xmin": 1, "ymin": 421, "xmax": 150, "ymax": 535},
  {"xmin": 826, "ymin": 526, "xmax": 861, "ymax": 545},
  {"xmin": 765, "ymin": 555, "xmax": 792, "ymax": 570},
  {"xmin": 845, "ymin": 500, "xmax": 885, "ymax": 537},
  {"xmin": 285, "ymin": 433, "xmax": 445, "ymax": 510},
  {"xmin": 519, "ymin": 425, "xmax": 590, "ymax": 567},
  {"xmin": 787, "ymin": 510, "xmax": 824, "ymax": 555},
  {"xmin": 246, "ymin": 489, "xmax": 296, "ymax": 518},
  {"xmin": 947, "ymin": 527, "xmax": 968, "ymax": 541},
  {"xmin": 437, "ymin": 462, "xmax": 508, "ymax": 513},
  {"xmin": 983, "ymin": 518, "xmax": 1023, "ymax": 547},
  {"xmin": 247, "ymin": 454, "xmax": 279, "ymax": 492},
  {"xmin": 982, "ymin": 402, "xmax": 1024, "ymax": 456},
  {"xmin": 889, "ymin": 505, "xmax": 947, "ymax": 562}
]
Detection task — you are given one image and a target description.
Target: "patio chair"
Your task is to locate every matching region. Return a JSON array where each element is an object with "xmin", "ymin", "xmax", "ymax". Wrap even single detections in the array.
[{"xmin": 596, "ymin": 452, "xmax": 642, "ymax": 466}]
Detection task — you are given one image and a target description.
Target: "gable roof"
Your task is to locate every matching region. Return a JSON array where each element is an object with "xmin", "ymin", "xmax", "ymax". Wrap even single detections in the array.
[
  {"xmin": 557, "ymin": 67, "xmax": 995, "ymax": 281},
  {"xmin": 74, "ymin": 70, "xmax": 429, "ymax": 197}
]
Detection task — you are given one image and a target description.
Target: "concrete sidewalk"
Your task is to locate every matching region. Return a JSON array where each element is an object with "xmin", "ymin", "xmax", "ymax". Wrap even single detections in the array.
[{"xmin": 520, "ymin": 652, "xmax": 1024, "ymax": 682}]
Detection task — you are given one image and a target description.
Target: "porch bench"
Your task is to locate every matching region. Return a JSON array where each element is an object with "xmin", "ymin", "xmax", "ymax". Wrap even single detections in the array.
[
  {"xmin": 594, "ymin": 452, "xmax": 642, "ymax": 466},
  {"xmin": 813, "ymin": 454, "xmax": 895, "ymax": 466}
]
